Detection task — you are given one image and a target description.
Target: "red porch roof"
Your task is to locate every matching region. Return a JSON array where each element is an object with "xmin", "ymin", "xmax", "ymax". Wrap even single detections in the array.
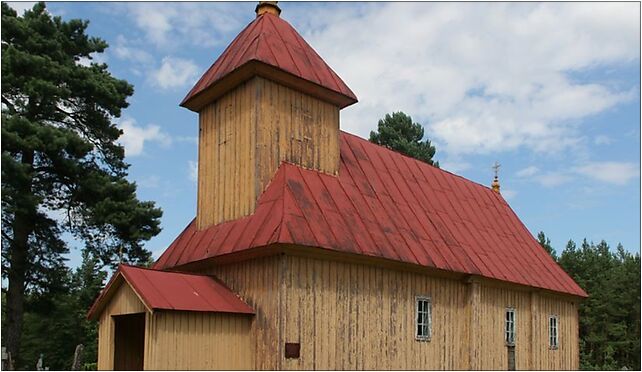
[
  {"xmin": 87, "ymin": 264, "xmax": 254, "ymax": 320},
  {"xmin": 154, "ymin": 132, "xmax": 587, "ymax": 298}
]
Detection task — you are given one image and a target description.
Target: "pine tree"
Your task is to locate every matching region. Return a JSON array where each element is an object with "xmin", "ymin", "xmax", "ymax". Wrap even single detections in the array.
[
  {"xmin": 1, "ymin": 2, "xmax": 162, "ymax": 362},
  {"xmin": 537, "ymin": 231, "xmax": 557, "ymax": 261},
  {"xmin": 557, "ymin": 238, "xmax": 640, "ymax": 370},
  {"xmin": 369, "ymin": 112, "xmax": 439, "ymax": 166}
]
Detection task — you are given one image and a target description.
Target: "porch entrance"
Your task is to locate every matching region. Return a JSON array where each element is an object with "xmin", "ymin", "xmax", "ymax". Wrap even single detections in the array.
[{"xmin": 113, "ymin": 313, "xmax": 145, "ymax": 370}]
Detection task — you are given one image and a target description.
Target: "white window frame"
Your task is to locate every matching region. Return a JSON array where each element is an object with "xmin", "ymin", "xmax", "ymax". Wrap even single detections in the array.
[
  {"xmin": 549, "ymin": 315, "xmax": 559, "ymax": 350},
  {"xmin": 505, "ymin": 307, "xmax": 516, "ymax": 346},
  {"xmin": 415, "ymin": 296, "xmax": 432, "ymax": 341}
]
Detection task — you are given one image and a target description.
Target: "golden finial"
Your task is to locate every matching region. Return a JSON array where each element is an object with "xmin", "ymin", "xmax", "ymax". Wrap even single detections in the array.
[
  {"xmin": 491, "ymin": 161, "xmax": 501, "ymax": 194},
  {"xmin": 256, "ymin": 1, "xmax": 281, "ymax": 17}
]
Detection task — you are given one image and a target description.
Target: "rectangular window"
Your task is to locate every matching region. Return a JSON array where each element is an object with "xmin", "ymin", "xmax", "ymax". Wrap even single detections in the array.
[
  {"xmin": 549, "ymin": 315, "xmax": 559, "ymax": 349},
  {"xmin": 415, "ymin": 296, "xmax": 432, "ymax": 341},
  {"xmin": 505, "ymin": 308, "xmax": 516, "ymax": 346}
]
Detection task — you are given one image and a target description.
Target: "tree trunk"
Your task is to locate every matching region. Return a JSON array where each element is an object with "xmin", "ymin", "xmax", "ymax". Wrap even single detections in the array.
[{"xmin": 4, "ymin": 150, "xmax": 35, "ymax": 366}]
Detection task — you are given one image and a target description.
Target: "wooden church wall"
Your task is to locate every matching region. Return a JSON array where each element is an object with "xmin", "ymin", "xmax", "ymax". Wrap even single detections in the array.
[
  {"xmin": 280, "ymin": 254, "xmax": 470, "ymax": 370},
  {"xmin": 196, "ymin": 251, "xmax": 580, "ymax": 370},
  {"xmin": 473, "ymin": 282, "xmax": 579, "ymax": 370},
  {"xmin": 196, "ymin": 77, "xmax": 340, "ymax": 229},
  {"xmin": 533, "ymin": 293, "xmax": 580, "ymax": 370},
  {"xmin": 200, "ymin": 255, "xmax": 285, "ymax": 370}
]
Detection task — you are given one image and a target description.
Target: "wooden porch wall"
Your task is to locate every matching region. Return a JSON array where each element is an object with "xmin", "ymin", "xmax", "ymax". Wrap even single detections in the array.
[
  {"xmin": 96, "ymin": 281, "xmax": 254, "ymax": 371},
  {"xmin": 144, "ymin": 312, "xmax": 253, "ymax": 370},
  {"xmin": 196, "ymin": 77, "xmax": 340, "ymax": 229},
  {"xmin": 97, "ymin": 283, "xmax": 148, "ymax": 370}
]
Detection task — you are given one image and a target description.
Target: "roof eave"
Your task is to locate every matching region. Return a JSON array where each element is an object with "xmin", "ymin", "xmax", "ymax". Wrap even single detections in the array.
[{"xmin": 180, "ymin": 60, "xmax": 358, "ymax": 112}]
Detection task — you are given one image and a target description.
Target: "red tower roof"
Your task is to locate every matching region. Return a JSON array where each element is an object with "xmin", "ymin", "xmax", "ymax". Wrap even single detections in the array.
[
  {"xmin": 154, "ymin": 132, "xmax": 587, "ymax": 298},
  {"xmin": 181, "ymin": 12, "xmax": 358, "ymax": 111}
]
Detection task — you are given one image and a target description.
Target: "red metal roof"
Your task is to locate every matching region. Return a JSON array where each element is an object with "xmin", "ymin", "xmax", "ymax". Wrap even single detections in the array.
[
  {"xmin": 181, "ymin": 12, "xmax": 357, "ymax": 108},
  {"xmin": 87, "ymin": 264, "xmax": 254, "ymax": 320},
  {"xmin": 154, "ymin": 132, "xmax": 587, "ymax": 298}
]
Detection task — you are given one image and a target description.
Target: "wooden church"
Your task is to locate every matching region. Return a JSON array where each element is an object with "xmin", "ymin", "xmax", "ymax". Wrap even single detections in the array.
[{"xmin": 88, "ymin": 2, "xmax": 587, "ymax": 370}]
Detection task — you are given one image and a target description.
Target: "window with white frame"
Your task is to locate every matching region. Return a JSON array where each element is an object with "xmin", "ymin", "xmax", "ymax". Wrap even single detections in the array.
[
  {"xmin": 549, "ymin": 315, "xmax": 559, "ymax": 349},
  {"xmin": 415, "ymin": 296, "xmax": 432, "ymax": 341},
  {"xmin": 505, "ymin": 308, "xmax": 516, "ymax": 346}
]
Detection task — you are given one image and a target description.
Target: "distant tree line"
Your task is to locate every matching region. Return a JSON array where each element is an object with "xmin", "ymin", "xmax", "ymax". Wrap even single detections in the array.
[{"xmin": 538, "ymin": 232, "xmax": 641, "ymax": 370}]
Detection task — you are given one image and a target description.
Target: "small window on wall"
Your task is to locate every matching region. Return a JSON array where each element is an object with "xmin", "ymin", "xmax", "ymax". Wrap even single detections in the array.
[
  {"xmin": 549, "ymin": 315, "xmax": 559, "ymax": 349},
  {"xmin": 415, "ymin": 296, "xmax": 432, "ymax": 341},
  {"xmin": 505, "ymin": 308, "xmax": 516, "ymax": 346}
]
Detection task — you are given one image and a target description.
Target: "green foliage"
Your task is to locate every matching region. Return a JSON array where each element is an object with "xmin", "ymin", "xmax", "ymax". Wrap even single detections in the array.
[
  {"xmin": 544, "ymin": 236, "xmax": 640, "ymax": 370},
  {"xmin": 369, "ymin": 112, "xmax": 439, "ymax": 167},
  {"xmin": 1, "ymin": 1, "xmax": 162, "ymax": 364},
  {"xmin": 1, "ymin": 1, "xmax": 162, "ymax": 269},
  {"xmin": 19, "ymin": 248, "xmax": 107, "ymax": 370},
  {"xmin": 537, "ymin": 231, "xmax": 557, "ymax": 261}
]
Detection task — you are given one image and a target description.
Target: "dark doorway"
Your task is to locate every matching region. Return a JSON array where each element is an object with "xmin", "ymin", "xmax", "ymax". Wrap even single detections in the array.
[
  {"xmin": 113, "ymin": 313, "xmax": 145, "ymax": 370},
  {"xmin": 507, "ymin": 345, "xmax": 516, "ymax": 370}
]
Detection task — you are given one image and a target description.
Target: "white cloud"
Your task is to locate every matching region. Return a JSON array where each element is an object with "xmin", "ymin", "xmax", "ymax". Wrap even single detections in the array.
[
  {"xmin": 516, "ymin": 166, "xmax": 540, "ymax": 178},
  {"xmin": 112, "ymin": 35, "xmax": 153, "ymax": 64},
  {"xmin": 149, "ymin": 57, "xmax": 199, "ymax": 90},
  {"xmin": 594, "ymin": 135, "xmax": 614, "ymax": 145},
  {"xmin": 188, "ymin": 161, "xmax": 198, "ymax": 183},
  {"xmin": 438, "ymin": 159, "xmax": 471, "ymax": 173},
  {"xmin": 290, "ymin": 2, "xmax": 638, "ymax": 156},
  {"xmin": 6, "ymin": 2, "xmax": 37, "ymax": 15},
  {"xmin": 126, "ymin": 3, "xmax": 249, "ymax": 49},
  {"xmin": 501, "ymin": 189, "xmax": 517, "ymax": 200},
  {"xmin": 117, "ymin": 117, "xmax": 171, "ymax": 157},
  {"xmin": 537, "ymin": 172, "xmax": 574, "ymax": 188},
  {"xmin": 138, "ymin": 175, "xmax": 161, "ymax": 189},
  {"xmin": 76, "ymin": 52, "xmax": 108, "ymax": 67},
  {"xmin": 574, "ymin": 162, "xmax": 639, "ymax": 185}
]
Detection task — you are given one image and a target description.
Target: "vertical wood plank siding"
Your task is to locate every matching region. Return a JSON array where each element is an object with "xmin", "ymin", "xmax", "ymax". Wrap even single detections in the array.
[
  {"xmin": 282, "ymin": 255, "xmax": 469, "ymax": 370},
  {"xmin": 96, "ymin": 282, "xmax": 253, "ymax": 370},
  {"xmin": 144, "ymin": 312, "xmax": 253, "ymax": 370},
  {"xmin": 97, "ymin": 255, "xmax": 579, "ymax": 370},
  {"xmin": 196, "ymin": 77, "xmax": 340, "ymax": 229},
  {"xmin": 278, "ymin": 254, "xmax": 580, "ymax": 370},
  {"xmin": 199, "ymin": 255, "xmax": 285, "ymax": 370},
  {"xmin": 97, "ymin": 283, "xmax": 147, "ymax": 370}
]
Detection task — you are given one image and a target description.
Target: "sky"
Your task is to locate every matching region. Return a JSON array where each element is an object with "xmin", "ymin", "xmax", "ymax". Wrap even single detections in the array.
[{"xmin": 7, "ymin": 1, "xmax": 641, "ymax": 268}]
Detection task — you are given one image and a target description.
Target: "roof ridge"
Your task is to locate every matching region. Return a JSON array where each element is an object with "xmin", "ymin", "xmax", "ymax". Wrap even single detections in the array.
[
  {"xmin": 338, "ymin": 130, "xmax": 500, "ymax": 195},
  {"xmin": 292, "ymin": 164, "xmax": 346, "ymax": 249},
  {"xmin": 152, "ymin": 219, "xmax": 196, "ymax": 269},
  {"xmin": 265, "ymin": 13, "xmax": 302, "ymax": 77},
  {"xmin": 337, "ymin": 137, "xmax": 405, "ymax": 261},
  {"xmin": 125, "ymin": 263, "xmax": 218, "ymax": 278}
]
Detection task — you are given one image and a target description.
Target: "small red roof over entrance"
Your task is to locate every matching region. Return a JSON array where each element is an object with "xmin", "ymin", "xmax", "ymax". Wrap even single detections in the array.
[
  {"xmin": 87, "ymin": 264, "xmax": 254, "ymax": 320},
  {"xmin": 154, "ymin": 132, "xmax": 587, "ymax": 298},
  {"xmin": 181, "ymin": 12, "xmax": 357, "ymax": 110}
]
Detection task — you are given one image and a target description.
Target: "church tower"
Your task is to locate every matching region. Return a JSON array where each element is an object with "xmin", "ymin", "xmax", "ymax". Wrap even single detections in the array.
[{"xmin": 182, "ymin": 2, "xmax": 358, "ymax": 229}]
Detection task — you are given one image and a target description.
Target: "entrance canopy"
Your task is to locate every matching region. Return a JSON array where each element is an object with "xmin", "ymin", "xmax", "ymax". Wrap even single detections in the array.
[{"xmin": 87, "ymin": 264, "xmax": 254, "ymax": 320}]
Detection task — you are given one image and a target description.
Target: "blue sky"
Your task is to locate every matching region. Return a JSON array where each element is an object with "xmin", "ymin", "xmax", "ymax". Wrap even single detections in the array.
[{"xmin": 8, "ymin": 2, "xmax": 640, "ymax": 267}]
